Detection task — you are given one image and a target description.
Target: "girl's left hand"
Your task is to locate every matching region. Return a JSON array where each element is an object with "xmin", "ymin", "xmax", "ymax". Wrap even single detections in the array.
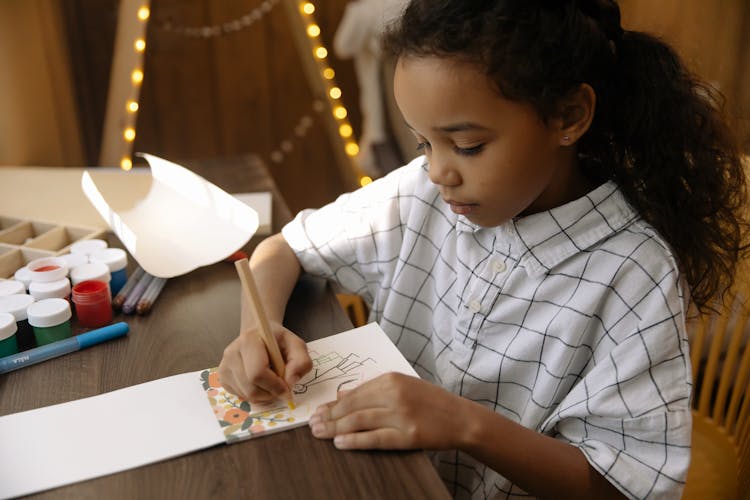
[{"xmin": 308, "ymin": 372, "xmax": 471, "ymax": 450}]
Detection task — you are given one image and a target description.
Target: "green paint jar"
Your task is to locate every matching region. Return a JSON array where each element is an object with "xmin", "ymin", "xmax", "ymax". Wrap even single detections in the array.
[
  {"xmin": 0, "ymin": 312, "xmax": 18, "ymax": 357},
  {"xmin": 27, "ymin": 298, "xmax": 72, "ymax": 346}
]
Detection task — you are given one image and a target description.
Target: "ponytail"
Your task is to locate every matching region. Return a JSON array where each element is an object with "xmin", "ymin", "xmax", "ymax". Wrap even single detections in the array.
[{"xmin": 596, "ymin": 30, "xmax": 748, "ymax": 308}]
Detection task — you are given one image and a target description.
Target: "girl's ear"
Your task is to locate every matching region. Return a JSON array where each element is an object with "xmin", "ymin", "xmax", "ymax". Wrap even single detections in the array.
[{"xmin": 555, "ymin": 83, "xmax": 596, "ymax": 146}]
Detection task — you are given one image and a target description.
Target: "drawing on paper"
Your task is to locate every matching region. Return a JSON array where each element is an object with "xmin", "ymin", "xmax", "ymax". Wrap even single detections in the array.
[
  {"xmin": 201, "ymin": 350, "xmax": 377, "ymax": 443},
  {"xmin": 291, "ymin": 349, "xmax": 374, "ymax": 394}
]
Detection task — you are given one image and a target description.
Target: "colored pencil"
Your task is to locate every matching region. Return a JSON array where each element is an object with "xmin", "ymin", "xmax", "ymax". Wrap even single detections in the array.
[
  {"xmin": 112, "ymin": 266, "xmax": 144, "ymax": 310},
  {"xmin": 234, "ymin": 258, "xmax": 294, "ymax": 408},
  {"xmin": 122, "ymin": 272, "xmax": 154, "ymax": 315},
  {"xmin": 135, "ymin": 277, "xmax": 167, "ymax": 315}
]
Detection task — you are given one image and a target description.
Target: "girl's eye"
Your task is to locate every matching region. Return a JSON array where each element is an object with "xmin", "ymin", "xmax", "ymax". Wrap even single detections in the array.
[{"xmin": 454, "ymin": 144, "xmax": 485, "ymax": 156}]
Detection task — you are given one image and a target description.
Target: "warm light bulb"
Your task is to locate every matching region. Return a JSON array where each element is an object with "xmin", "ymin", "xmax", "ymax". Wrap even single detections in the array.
[
  {"xmin": 339, "ymin": 124, "xmax": 353, "ymax": 138},
  {"xmin": 131, "ymin": 69, "xmax": 144, "ymax": 84},
  {"xmin": 314, "ymin": 46, "xmax": 328, "ymax": 59},
  {"xmin": 121, "ymin": 157, "xmax": 133, "ymax": 170},
  {"xmin": 306, "ymin": 24, "xmax": 320, "ymax": 37},
  {"xmin": 124, "ymin": 128, "xmax": 136, "ymax": 141},
  {"xmin": 345, "ymin": 142, "xmax": 359, "ymax": 156},
  {"xmin": 137, "ymin": 6, "xmax": 150, "ymax": 21},
  {"xmin": 127, "ymin": 100, "xmax": 139, "ymax": 113},
  {"xmin": 322, "ymin": 68, "xmax": 335, "ymax": 80},
  {"xmin": 333, "ymin": 106, "xmax": 347, "ymax": 119},
  {"xmin": 360, "ymin": 176, "xmax": 373, "ymax": 187},
  {"xmin": 301, "ymin": 2, "xmax": 315, "ymax": 15},
  {"xmin": 329, "ymin": 87, "xmax": 342, "ymax": 99},
  {"xmin": 134, "ymin": 38, "xmax": 146, "ymax": 52}
]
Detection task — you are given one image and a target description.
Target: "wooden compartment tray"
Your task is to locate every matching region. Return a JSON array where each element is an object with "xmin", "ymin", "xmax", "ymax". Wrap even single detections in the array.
[{"xmin": 0, "ymin": 216, "xmax": 105, "ymax": 279}]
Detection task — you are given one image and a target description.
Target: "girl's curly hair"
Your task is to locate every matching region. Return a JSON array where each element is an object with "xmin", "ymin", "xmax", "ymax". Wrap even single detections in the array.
[{"xmin": 384, "ymin": 0, "xmax": 749, "ymax": 310}]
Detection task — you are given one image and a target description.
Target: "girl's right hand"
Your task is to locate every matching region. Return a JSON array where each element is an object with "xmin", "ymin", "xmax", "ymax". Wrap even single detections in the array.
[{"xmin": 217, "ymin": 321, "xmax": 312, "ymax": 403}]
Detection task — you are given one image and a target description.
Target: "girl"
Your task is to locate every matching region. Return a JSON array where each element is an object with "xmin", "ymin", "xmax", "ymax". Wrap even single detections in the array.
[{"xmin": 218, "ymin": 1, "xmax": 747, "ymax": 498}]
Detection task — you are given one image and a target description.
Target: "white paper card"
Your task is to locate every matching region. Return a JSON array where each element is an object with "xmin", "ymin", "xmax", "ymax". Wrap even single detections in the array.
[
  {"xmin": 0, "ymin": 372, "xmax": 224, "ymax": 500},
  {"xmin": 81, "ymin": 154, "xmax": 259, "ymax": 278}
]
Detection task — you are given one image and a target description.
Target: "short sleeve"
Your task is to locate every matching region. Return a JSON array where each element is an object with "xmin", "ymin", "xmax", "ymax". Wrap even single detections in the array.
[
  {"xmin": 282, "ymin": 157, "xmax": 428, "ymax": 302},
  {"xmin": 546, "ymin": 275, "xmax": 693, "ymax": 499}
]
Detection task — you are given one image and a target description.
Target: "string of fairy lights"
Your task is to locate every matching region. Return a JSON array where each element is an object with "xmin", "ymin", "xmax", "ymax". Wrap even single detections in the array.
[{"xmin": 118, "ymin": 1, "xmax": 371, "ymax": 187}]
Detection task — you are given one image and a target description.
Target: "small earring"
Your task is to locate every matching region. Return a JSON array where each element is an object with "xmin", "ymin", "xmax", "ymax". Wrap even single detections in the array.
[{"xmin": 562, "ymin": 135, "xmax": 570, "ymax": 142}]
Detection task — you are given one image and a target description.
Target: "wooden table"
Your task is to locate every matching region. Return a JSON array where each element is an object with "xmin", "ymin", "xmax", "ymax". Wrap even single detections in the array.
[{"xmin": 0, "ymin": 156, "xmax": 450, "ymax": 499}]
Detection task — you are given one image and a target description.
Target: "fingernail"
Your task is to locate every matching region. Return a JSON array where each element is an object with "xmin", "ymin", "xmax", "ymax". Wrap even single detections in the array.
[
  {"xmin": 333, "ymin": 436, "xmax": 346, "ymax": 448},
  {"xmin": 311, "ymin": 422, "xmax": 325, "ymax": 436}
]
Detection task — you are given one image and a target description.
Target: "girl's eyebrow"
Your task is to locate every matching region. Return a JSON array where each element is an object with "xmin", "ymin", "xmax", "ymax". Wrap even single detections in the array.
[{"xmin": 404, "ymin": 121, "xmax": 490, "ymax": 133}]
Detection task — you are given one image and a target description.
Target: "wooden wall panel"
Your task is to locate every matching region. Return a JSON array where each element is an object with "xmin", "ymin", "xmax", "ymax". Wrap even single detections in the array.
[
  {"xmin": 131, "ymin": 0, "xmax": 358, "ymax": 212},
  {"xmin": 0, "ymin": 0, "xmax": 85, "ymax": 166}
]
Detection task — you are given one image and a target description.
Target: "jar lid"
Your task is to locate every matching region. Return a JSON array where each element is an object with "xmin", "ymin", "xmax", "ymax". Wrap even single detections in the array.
[
  {"xmin": 0, "ymin": 293, "xmax": 36, "ymax": 321},
  {"xmin": 27, "ymin": 298, "xmax": 72, "ymax": 328},
  {"xmin": 0, "ymin": 312, "xmax": 17, "ymax": 340},
  {"xmin": 70, "ymin": 239, "xmax": 108, "ymax": 256},
  {"xmin": 0, "ymin": 280, "xmax": 26, "ymax": 297},
  {"xmin": 27, "ymin": 257, "xmax": 69, "ymax": 283},
  {"xmin": 29, "ymin": 278, "xmax": 71, "ymax": 300},
  {"xmin": 89, "ymin": 248, "xmax": 127, "ymax": 271},
  {"xmin": 13, "ymin": 266, "xmax": 32, "ymax": 288},
  {"xmin": 58, "ymin": 252, "xmax": 89, "ymax": 269},
  {"xmin": 70, "ymin": 263, "xmax": 111, "ymax": 285}
]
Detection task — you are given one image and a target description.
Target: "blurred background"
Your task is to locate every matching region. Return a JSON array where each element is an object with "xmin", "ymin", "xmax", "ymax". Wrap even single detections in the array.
[{"xmin": 1, "ymin": 0, "xmax": 749, "ymax": 214}]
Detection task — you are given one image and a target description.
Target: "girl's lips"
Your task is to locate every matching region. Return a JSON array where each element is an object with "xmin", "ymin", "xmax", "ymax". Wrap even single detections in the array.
[{"xmin": 445, "ymin": 200, "xmax": 476, "ymax": 215}]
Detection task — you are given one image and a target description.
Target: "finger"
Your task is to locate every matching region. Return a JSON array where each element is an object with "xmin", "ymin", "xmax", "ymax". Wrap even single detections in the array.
[
  {"xmin": 279, "ymin": 333, "xmax": 312, "ymax": 386},
  {"xmin": 218, "ymin": 344, "xmax": 249, "ymax": 399},
  {"xmin": 220, "ymin": 334, "xmax": 288, "ymax": 403},
  {"xmin": 333, "ymin": 429, "xmax": 408, "ymax": 450},
  {"xmin": 309, "ymin": 407, "xmax": 394, "ymax": 439},
  {"xmin": 324, "ymin": 379, "xmax": 389, "ymax": 420}
]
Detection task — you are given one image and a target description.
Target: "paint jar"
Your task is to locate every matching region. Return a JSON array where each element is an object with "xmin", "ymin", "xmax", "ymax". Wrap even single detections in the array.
[
  {"xmin": 58, "ymin": 252, "xmax": 89, "ymax": 269},
  {"xmin": 0, "ymin": 280, "xmax": 26, "ymax": 298},
  {"xmin": 0, "ymin": 294, "xmax": 37, "ymax": 351},
  {"xmin": 0, "ymin": 312, "xmax": 18, "ymax": 357},
  {"xmin": 27, "ymin": 298, "xmax": 72, "ymax": 346},
  {"xmin": 27, "ymin": 257, "xmax": 69, "ymax": 283},
  {"xmin": 29, "ymin": 278, "xmax": 71, "ymax": 301},
  {"xmin": 89, "ymin": 248, "xmax": 128, "ymax": 295},
  {"xmin": 70, "ymin": 239, "xmax": 108, "ymax": 257},
  {"xmin": 70, "ymin": 262, "xmax": 111, "ymax": 293},
  {"xmin": 13, "ymin": 266, "xmax": 33, "ymax": 290},
  {"xmin": 72, "ymin": 280, "xmax": 113, "ymax": 328}
]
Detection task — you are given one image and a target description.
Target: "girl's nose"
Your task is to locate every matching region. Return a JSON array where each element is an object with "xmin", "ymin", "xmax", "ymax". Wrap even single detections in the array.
[{"xmin": 428, "ymin": 156, "xmax": 460, "ymax": 187}]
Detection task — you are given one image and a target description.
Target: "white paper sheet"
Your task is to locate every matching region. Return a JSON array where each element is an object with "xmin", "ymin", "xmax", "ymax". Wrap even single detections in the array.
[
  {"xmin": 0, "ymin": 324, "xmax": 418, "ymax": 498},
  {"xmin": 81, "ymin": 154, "xmax": 259, "ymax": 278},
  {"xmin": 0, "ymin": 372, "xmax": 224, "ymax": 499}
]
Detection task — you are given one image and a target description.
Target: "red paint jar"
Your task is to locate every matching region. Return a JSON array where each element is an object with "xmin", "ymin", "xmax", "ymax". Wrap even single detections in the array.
[{"xmin": 72, "ymin": 280, "xmax": 113, "ymax": 328}]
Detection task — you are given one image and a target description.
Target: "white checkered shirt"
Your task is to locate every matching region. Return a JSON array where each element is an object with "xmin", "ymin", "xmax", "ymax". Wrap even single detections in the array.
[{"xmin": 282, "ymin": 156, "xmax": 692, "ymax": 499}]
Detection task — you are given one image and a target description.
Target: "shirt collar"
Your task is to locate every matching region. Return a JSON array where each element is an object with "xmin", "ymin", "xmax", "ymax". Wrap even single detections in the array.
[{"xmin": 457, "ymin": 181, "xmax": 639, "ymax": 277}]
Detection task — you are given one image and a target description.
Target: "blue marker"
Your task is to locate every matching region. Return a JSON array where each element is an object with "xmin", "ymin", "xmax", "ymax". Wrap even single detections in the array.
[{"xmin": 0, "ymin": 322, "xmax": 129, "ymax": 374}]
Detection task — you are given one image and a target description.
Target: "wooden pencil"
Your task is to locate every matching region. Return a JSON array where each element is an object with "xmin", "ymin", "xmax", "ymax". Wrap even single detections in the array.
[{"xmin": 234, "ymin": 258, "xmax": 294, "ymax": 407}]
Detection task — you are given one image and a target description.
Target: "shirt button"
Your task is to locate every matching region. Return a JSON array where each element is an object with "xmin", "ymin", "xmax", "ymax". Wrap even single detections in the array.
[
  {"xmin": 468, "ymin": 300, "xmax": 481, "ymax": 313},
  {"xmin": 492, "ymin": 259, "xmax": 507, "ymax": 273}
]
